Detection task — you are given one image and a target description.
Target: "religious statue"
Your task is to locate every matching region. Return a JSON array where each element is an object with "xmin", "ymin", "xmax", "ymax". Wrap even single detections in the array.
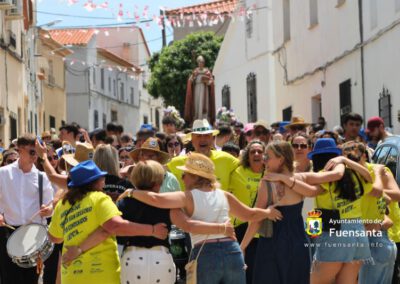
[{"xmin": 184, "ymin": 55, "xmax": 216, "ymax": 126}]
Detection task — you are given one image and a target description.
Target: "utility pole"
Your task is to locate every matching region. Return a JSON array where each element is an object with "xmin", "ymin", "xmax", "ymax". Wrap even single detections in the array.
[{"xmin": 160, "ymin": 8, "xmax": 166, "ymax": 48}]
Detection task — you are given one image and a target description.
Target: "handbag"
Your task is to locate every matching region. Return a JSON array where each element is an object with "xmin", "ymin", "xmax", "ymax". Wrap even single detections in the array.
[
  {"xmin": 315, "ymin": 183, "xmax": 341, "ymax": 232},
  {"xmin": 185, "ymin": 206, "xmax": 224, "ymax": 284},
  {"xmin": 257, "ymin": 181, "xmax": 274, "ymax": 238},
  {"xmin": 185, "ymin": 241, "xmax": 205, "ymax": 284}
]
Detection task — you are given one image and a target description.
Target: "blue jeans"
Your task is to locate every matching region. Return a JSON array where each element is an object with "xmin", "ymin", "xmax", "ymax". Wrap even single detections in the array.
[
  {"xmin": 189, "ymin": 240, "xmax": 246, "ymax": 284},
  {"xmin": 359, "ymin": 232, "xmax": 397, "ymax": 284}
]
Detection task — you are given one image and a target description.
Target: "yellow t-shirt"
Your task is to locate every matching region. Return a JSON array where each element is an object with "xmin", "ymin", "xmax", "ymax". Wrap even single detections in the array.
[
  {"xmin": 361, "ymin": 163, "xmax": 386, "ymax": 222},
  {"xmin": 228, "ymin": 166, "xmax": 262, "ymax": 227},
  {"xmin": 49, "ymin": 191, "xmax": 122, "ymax": 284},
  {"xmin": 317, "ymin": 170, "xmax": 372, "ymax": 219},
  {"xmin": 388, "ymin": 201, "xmax": 400, "ymax": 243},
  {"xmin": 167, "ymin": 150, "xmax": 240, "ymax": 191}
]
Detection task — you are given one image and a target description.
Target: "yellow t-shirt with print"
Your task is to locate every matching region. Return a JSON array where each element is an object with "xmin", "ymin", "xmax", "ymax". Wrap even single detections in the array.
[
  {"xmin": 167, "ymin": 150, "xmax": 240, "ymax": 191},
  {"xmin": 228, "ymin": 166, "xmax": 262, "ymax": 227},
  {"xmin": 49, "ymin": 191, "xmax": 122, "ymax": 284},
  {"xmin": 316, "ymin": 171, "xmax": 372, "ymax": 219}
]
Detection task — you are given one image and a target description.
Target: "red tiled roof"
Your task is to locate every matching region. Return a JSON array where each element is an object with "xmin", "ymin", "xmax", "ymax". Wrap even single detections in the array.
[
  {"xmin": 165, "ymin": 0, "xmax": 238, "ymax": 16},
  {"xmin": 48, "ymin": 29, "xmax": 96, "ymax": 46}
]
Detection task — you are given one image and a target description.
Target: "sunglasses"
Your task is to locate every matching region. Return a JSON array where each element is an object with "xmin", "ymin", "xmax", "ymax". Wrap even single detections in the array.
[
  {"xmin": 168, "ymin": 142, "xmax": 180, "ymax": 148},
  {"xmin": 290, "ymin": 126, "xmax": 306, "ymax": 131},
  {"xmin": 250, "ymin": 149, "xmax": 263, "ymax": 155},
  {"xmin": 292, "ymin": 143, "xmax": 308, "ymax": 150},
  {"xmin": 48, "ymin": 155, "xmax": 59, "ymax": 162},
  {"xmin": 342, "ymin": 145, "xmax": 357, "ymax": 152},
  {"xmin": 245, "ymin": 131, "xmax": 253, "ymax": 137},
  {"xmin": 254, "ymin": 130, "xmax": 269, "ymax": 136}
]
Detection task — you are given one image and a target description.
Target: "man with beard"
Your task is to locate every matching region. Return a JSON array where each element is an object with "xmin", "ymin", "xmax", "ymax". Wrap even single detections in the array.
[
  {"xmin": 167, "ymin": 119, "xmax": 239, "ymax": 191},
  {"xmin": 367, "ymin": 116, "xmax": 392, "ymax": 148}
]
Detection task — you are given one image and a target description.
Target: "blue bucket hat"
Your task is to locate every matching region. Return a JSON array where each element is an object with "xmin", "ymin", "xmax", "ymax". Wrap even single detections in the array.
[
  {"xmin": 68, "ymin": 160, "xmax": 107, "ymax": 188},
  {"xmin": 307, "ymin": 138, "xmax": 342, "ymax": 160}
]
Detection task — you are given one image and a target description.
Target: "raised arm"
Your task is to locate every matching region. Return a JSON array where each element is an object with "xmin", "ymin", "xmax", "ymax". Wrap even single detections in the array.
[
  {"xmin": 324, "ymin": 157, "xmax": 372, "ymax": 183},
  {"xmin": 170, "ymin": 209, "xmax": 235, "ymax": 239},
  {"xmin": 128, "ymin": 189, "xmax": 187, "ymax": 209},
  {"xmin": 35, "ymin": 140, "xmax": 68, "ymax": 189},
  {"xmin": 380, "ymin": 167, "xmax": 400, "ymax": 201},
  {"xmin": 263, "ymin": 173, "xmax": 323, "ymax": 197},
  {"xmin": 301, "ymin": 164, "xmax": 345, "ymax": 185}
]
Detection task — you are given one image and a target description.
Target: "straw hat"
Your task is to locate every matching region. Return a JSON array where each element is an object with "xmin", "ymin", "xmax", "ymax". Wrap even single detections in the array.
[
  {"xmin": 186, "ymin": 119, "xmax": 219, "ymax": 141},
  {"xmin": 129, "ymin": 137, "xmax": 170, "ymax": 164},
  {"xmin": 177, "ymin": 153, "xmax": 216, "ymax": 183},
  {"xmin": 62, "ymin": 142, "xmax": 94, "ymax": 167},
  {"xmin": 284, "ymin": 116, "xmax": 310, "ymax": 129}
]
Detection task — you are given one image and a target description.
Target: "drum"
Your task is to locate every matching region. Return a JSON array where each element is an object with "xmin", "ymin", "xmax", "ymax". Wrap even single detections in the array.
[{"xmin": 6, "ymin": 224, "xmax": 54, "ymax": 268}]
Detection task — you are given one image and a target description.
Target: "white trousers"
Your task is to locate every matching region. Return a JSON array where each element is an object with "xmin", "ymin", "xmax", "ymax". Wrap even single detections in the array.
[{"xmin": 120, "ymin": 246, "xmax": 176, "ymax": 284}]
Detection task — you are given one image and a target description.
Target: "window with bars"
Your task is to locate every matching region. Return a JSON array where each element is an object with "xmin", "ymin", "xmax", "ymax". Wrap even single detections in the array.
[
  {"xmin": 94, "ymin": 110, "xmax": 99, "ymax": 129},
  {"xmin": 379, "ymin": 87, "xmax": 392, "ymax": 127},
  {"xmin": 247, "ymin": 73, "xmax": 257, "ymax": 122},
  {"xmin": 309, "ymin": 0, "xmax": 318, "ymax": 27},
  {"xmin": 222, "ymin": 85, "xmax": 231, "ymax": 109}
]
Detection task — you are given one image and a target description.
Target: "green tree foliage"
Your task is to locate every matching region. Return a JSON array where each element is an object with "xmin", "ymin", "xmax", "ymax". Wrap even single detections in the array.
[{"xmin": 147, "ymin": 32, "xmax": 223, "ymax": 114}]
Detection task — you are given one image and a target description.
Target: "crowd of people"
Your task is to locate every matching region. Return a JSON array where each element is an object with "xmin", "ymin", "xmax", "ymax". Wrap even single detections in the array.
[{"xmin": 0, "ymin": 110, "xmax": 398, "ymax": 284}]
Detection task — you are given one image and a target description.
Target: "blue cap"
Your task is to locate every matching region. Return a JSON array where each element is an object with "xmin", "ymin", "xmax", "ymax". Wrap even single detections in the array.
[
  {"xmin": 67, "ymin": 160, "xmax": 107, "ymax": 188},
  {"xmin": 307, "ymin": 138, "xmax": 342, "ymax": 160},
  {"xmin": 140, "ymin": 124, "xmax": 154, "ymax": 131},
  {"xmin": 279, "ymin": 121, "xmax": 290, "ymax": 134}
]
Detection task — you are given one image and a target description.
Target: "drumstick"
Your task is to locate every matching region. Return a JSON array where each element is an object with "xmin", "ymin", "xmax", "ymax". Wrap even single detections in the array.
[
  {"xmin": 29, "ymin": 200, "xmax": 53, "ymax": 223},
  {"xmin": 3, "ymin": 224, "xmax": 15, "ymax": 230}
]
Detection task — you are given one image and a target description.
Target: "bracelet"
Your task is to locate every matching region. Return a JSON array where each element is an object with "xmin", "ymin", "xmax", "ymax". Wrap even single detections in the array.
[
  {"xmin": 77, "ymin": 246, "xmax": 83, "ymax": 256},
  {"xmin": 289, "ymin": 178, "xmax": 296, "ymax": 189}
]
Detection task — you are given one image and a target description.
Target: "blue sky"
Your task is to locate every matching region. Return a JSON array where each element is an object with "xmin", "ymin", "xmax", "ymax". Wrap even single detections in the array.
[{"xmin": 37, "ymin": 0, "xmax": 208, "ymax": 53}]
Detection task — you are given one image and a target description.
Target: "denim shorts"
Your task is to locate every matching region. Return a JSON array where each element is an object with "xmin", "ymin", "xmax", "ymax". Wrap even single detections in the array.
[
  {"xmin": 189, "ymin": 240, "xmax": 246, "ymax": 284},
  {"xmin": 359, "ymin": 231, "xmax": 397, "ymax": 284},
  {"xmin": 314, "ymin": 221, "xmax": 372, "ymax": 262}
]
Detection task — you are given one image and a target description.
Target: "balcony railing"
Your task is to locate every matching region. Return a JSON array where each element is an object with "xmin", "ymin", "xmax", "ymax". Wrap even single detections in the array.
[{"xmin": 0, "ymin": 0, "xmax": 12, "ymax": 10}]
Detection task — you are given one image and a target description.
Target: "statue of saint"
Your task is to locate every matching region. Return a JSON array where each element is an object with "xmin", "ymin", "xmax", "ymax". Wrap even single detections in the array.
[{"xmin": 184, "ymin": 56, "xmax": 216, "ymax": 126}]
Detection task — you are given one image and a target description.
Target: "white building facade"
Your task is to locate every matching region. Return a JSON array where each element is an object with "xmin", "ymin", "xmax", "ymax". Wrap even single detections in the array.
[{"xmin": 215, "ymin": 0, "xmax": 400, "ymax": 133}]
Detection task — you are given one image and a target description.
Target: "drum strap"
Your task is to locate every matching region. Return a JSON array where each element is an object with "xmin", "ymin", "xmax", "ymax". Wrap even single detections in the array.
[{"xmin": 38, "ymin": 172, "xmax": 43, "ymax": 207}]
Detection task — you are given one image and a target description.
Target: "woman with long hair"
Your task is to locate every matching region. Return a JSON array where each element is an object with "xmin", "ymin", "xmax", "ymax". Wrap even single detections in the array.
[
  {"xmin": 48, "ymin": 160, "xmax": 169, "ymax": 284},
  {"xmin": 125, "ymin": 153, "xmax": 287, "ymax": 283},
  {"xmin": 293, "ymin": 138, "xmax": 373, "ymax": 284},
  {"xmin": 240, "ymin": 141, "xmax": 320, "ymax": 284}
]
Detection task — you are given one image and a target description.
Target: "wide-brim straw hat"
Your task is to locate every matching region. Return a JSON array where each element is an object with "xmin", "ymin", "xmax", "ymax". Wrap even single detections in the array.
[
  {"xmin": 186, "ymin": 119, "xmax": 219, "ymax": 141},
  {"xmin": 285, "ymin": 116, "xmax": 311, "ymax": 129},
  {"xmin": 129, "ymin": 137, "xmax": 170, "ymax": 164},
  {"xmin": 176, "ymin": 153, "xmax": 216, "ymax": 183},
  {"xmin": 62, "ymin": 142, "xmax": 94, "ymax": 167}
]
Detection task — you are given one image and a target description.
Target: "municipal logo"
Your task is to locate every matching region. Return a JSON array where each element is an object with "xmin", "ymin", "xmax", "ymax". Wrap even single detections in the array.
[{"xmin": 306, "ymin": 210, "xmax": 322, "ymax": 238}]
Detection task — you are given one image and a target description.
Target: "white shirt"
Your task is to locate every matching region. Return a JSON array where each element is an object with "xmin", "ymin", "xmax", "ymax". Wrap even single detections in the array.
[
  {"xmin": 0, "ymin": 160, "xmax": 54, "ymax": 226},
  {"xmin": 190, "ymin": 189, "xmax": 230, "ymax": 246}
]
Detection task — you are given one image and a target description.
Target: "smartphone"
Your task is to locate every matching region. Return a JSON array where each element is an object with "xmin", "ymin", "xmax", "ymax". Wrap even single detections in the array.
[{"xmin": 37, "ymin": 136, "xmax": 44, "ymax": 145}]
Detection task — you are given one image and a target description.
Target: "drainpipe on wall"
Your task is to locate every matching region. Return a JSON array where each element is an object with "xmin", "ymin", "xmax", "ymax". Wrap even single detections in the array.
[{"xmin": 358, "ymin": 0, "xmax": 366, "ymax": 126}]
